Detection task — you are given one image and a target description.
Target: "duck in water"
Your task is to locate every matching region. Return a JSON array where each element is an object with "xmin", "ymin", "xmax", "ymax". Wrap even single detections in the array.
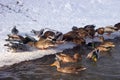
[{"xmin": 50, "ymin": 60, "xmax": 86, "ymax": 74}]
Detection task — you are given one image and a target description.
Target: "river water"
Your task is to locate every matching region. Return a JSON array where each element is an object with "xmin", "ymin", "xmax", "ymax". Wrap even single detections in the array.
[{"xmin": 0, "ymin": 38, "xmax": 120, "ymax": 80}]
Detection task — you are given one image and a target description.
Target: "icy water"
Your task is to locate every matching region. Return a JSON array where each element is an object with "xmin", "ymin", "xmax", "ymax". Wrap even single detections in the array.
[{"xmin": 0, "ymin": 38, "xmax": 120, "ymax": 80}]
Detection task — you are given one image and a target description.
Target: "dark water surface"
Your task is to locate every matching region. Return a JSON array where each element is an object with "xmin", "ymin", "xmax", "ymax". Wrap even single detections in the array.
[{"xmin": 0, "ymin": 38, "xmax": 120, "ymax": 80}]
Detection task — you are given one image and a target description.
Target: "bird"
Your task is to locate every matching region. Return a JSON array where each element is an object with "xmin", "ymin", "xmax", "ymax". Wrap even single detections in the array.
[
  {"xmin": 114, "ymin": 22, "xmax": 120, "ymax": 30},
  {"xmin": 55, "ymin": 53, "xmax": 82, "ymax": 63},
  {"xmin": 50, "ymin": 60, "xmax": 86, "ymax": 74},
  {"xmin": 104, "ymin": 26, "xmax": 118, "ymax": 36},
  {"xmin": 27, "ymin": 37, "xmax": 56, "ymax": 49},
  {"xmin": 96, "ymin": 27, "xmax": 105, "ymax": 35},
  {"xmin": 87, "ymin": 49, "xmax": 100, "ymax": 62},
  {"xmin": 72, "ymin": 26, "xmax": 78, "ymax": 31},
  {"xmin": 11, "ymin": 26, "xmax": 19, "ymax": 35},
  {"xmin": 96, "ymin": 41, "xmax": 115, "ymax": 52},
  {"xmin": 84, "ymin": 25, "xmax": 96, "ymax": 38},
  {"xmin": 99, "ymin": 41, "xmax": 115, "ymax": 48}
]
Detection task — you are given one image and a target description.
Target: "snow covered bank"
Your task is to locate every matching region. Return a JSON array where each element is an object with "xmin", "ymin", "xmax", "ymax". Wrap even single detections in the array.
[{"xmin": 0, "ymin": 0, "xmax": 120, "ymax": 67}]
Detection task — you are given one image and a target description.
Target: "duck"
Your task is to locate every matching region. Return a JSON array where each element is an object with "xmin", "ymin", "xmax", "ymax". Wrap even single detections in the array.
[
  {"xmin": 72, "ymin": 37, "xmax": 86, "ymax": 45},
  {"xmin": 114, "ymin": 22, "xmax": 120, "ymax": 30},
  {"xmin": 104, "ymin": 26, "xmax": 118, "ymax": 36},
  {"xmin": 27, "ymin": 37, "xmax": 56, "ymax": 49},
  {"xmin": 96, "ymin": 27, "xmax": 104, "ymax": 35},
  {"xmin": 100, "ymin": 41, "xmax": 115, "ymax": 48},
  {"xmin": 96, "ymin": 41, "xmax": 115, "ymax": 52},
  {"xmin": 11, "ymin": 26, "xmax": 19, "ymax": 35},
  {"xmin": 87, "ymin": 49, "xmax": 100, "ymax": 62},
  {"xmin": 50, "ymin": 60, "xmax": 86, "ymax": 74},
  {"xmin": 72, "ymin": 26, "xmax": 79, "ymax": 31},
  {"xmin": 63, "ymin": 28, "xmax": 87, "ymax": 45},
  {"xmin": 84, "ymin": 25, "xmax": 96, "ymax": 38},
  {"xmin": 6, "ymin": 34, "xmax": 25, "ymax": 42},
  {"xmin": 56, "ymin": 53, "xmax": 82, "ymax": 63},
  {"xmin": 96, "ymin": 26, "xmax": 118, "ymax": 36}
]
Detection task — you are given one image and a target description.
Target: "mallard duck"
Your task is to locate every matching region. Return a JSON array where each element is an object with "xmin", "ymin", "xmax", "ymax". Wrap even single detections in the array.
[
  {"xmin": 84, "ymin": 25, "xmax": 96, "ymax": 38},
  {"xmin": 50, "ymin": 60, "xmax": 86, "ymax": 74},
  {"xmin": 27, "ymin": 37, "xmax": 56, "ymax": 49},
  {"xmin": 100, "ymin": 41, "xmax": 115, "ymax": 48},
  {"xmin": 72, "ymin": 26, "xmax": 79, "ymax": 31},
  {"xmin": 96, "ymin": 41, "xmax": 115, "ymax": 52},
  {"xmin": 6, "ymin": 34, "xmax": 24, "ymax": 42},
  {"xmin": 104, "ymin": 26, "xmax": 118, "ymax": 36},
  {"xmin": 11, "ymin": 26, "xmax": 19, "ymax": 35},
  {"xmin": 63, "ymin": 31, "xmax": 78, "ymax": 41},
  {"xmin": 96, "ymin": 27, "xmax": 104, "ymax": 35},
  {"xmin": 114, "ymin": 22, "xmax": 120, "ymax": 30},
  {"xmin": 72, "ymin": 37, "xmax": 86, "ymax": 45},
  {"xmin": 96, "ymin": 46, "xmax": 111, "ymax": 52},
  {"xmin": 87, "ymin": 49, "xmax": 100, "ymax": 62},
  {"xmin": 56, "ymin": 53, "xmax": 82, "ymax": 63}
]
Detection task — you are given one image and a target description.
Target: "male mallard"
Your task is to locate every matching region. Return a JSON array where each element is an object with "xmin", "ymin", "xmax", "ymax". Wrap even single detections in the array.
[
  {"xmin": 87, "ymin": 49, "xmax": 100, "ymax": 62},
  {"xmin": 56, "ymin": 53, "xmax": 82, "ymax": 63},
  {"xmin": 50, "ymin": 60, "xmax": 86, "ymax": 74}
]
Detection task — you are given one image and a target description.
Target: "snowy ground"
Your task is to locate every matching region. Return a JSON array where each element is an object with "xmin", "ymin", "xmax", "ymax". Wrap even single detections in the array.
[{"xmin": 0, "ymin": 0, "xmax": 120, "ymax": 67}]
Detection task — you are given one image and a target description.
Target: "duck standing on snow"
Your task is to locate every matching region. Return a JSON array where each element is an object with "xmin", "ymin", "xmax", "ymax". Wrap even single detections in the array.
[
  {"xmin": 56, "ymin": 53, "xmax": 82, "ymax": 63},
  {"xmin": 27, "ymin": 37, "xmax": 56, "ymax": 50},
  {"xmin": 114, "ymin": 22, "xmax": 120, "ymax": 30},
  {"xmin": 84, "ymin": 25, "xmax": 96, "ymax": 39},
  {"xmin": 11, "ymin": 26, "xmax": 19, "ymax": 35},
  {"xmin": 31, "ymin": 28, "xmax": 63, "ymax": 43},
  {"xmin": 50, "ymin": 60, "xmax": 86, "ymax": 74},
  {"xmin": 104, "ymin": 26, "xmax": 118, "ymax": 36}
]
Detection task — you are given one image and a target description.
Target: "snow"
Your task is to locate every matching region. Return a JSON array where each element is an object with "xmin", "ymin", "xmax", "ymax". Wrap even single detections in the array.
[{"xmin": 0, "ymin": 0, "xmax": 120, "ymax": 67}]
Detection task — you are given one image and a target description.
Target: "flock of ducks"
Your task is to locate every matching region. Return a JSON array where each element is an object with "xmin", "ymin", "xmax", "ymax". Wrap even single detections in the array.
[{"xmin": 4, "ymin": 22, "xmax": 120, "ymax": 74}]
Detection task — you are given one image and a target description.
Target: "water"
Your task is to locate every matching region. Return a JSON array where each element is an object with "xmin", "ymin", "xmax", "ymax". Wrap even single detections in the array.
[{"xmin": 0, "ymin": 38, "xmax": 120, "ymax": 80}]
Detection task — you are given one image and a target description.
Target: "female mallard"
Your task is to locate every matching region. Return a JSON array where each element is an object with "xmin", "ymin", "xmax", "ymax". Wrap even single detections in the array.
[
  {"xmin": 27, "ymin": 37, "xmax": 56, "ymax": 49},
  {"xmin": 100, "ymin": 41, "xmax": 115, "ymax": 48},
  {"xmin": 96, "ymin": 26, "xmax": 118, "ymax": 36},
  {"xmin": 96, "ymin": 41, "xmax": 115, "ymax": 52},
  {"xmin": 50, "ymin": 60, "xmax": 86, "ymax": 74},
  {"xmin": 104, "ymin": 26, "xmax": 118, "ymax": 36},
  {"xmin": 56, "ymin": 53, "xmax": 82, "ymax": 63},
  {"xmin": 96, "ymin": 27, "xmax": 104, "ymax": 35}
]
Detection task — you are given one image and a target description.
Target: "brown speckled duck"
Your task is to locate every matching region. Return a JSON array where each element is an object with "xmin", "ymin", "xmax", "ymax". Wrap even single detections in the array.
[
  {"xmin": 104, "ymin": 26, "xmax": 118, "ymax": 35},
  {"xmin": 84, "ymin": 25, "xmax": 96, "ymax": 38},
  {"xmin": 96, "ymin": 27, "xmax": 104, "ymax": 35},
  {"xmin": 96, "ymin": 26, "xmax": 118, "ymax": 36},
  {"xmin": 27, "ymin": 37, "xmax": 56, "ymax": 49},
  {"xmin": 50, "ymin": 60, "xmax": 86, "ymax": 74},
  {"xmin": 56, "ymin": 53, "xmax": 82, "ymax": 63},
  {"xmin": 96, "ymin": 41, "xmax": 115, "ymax": 52}
]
